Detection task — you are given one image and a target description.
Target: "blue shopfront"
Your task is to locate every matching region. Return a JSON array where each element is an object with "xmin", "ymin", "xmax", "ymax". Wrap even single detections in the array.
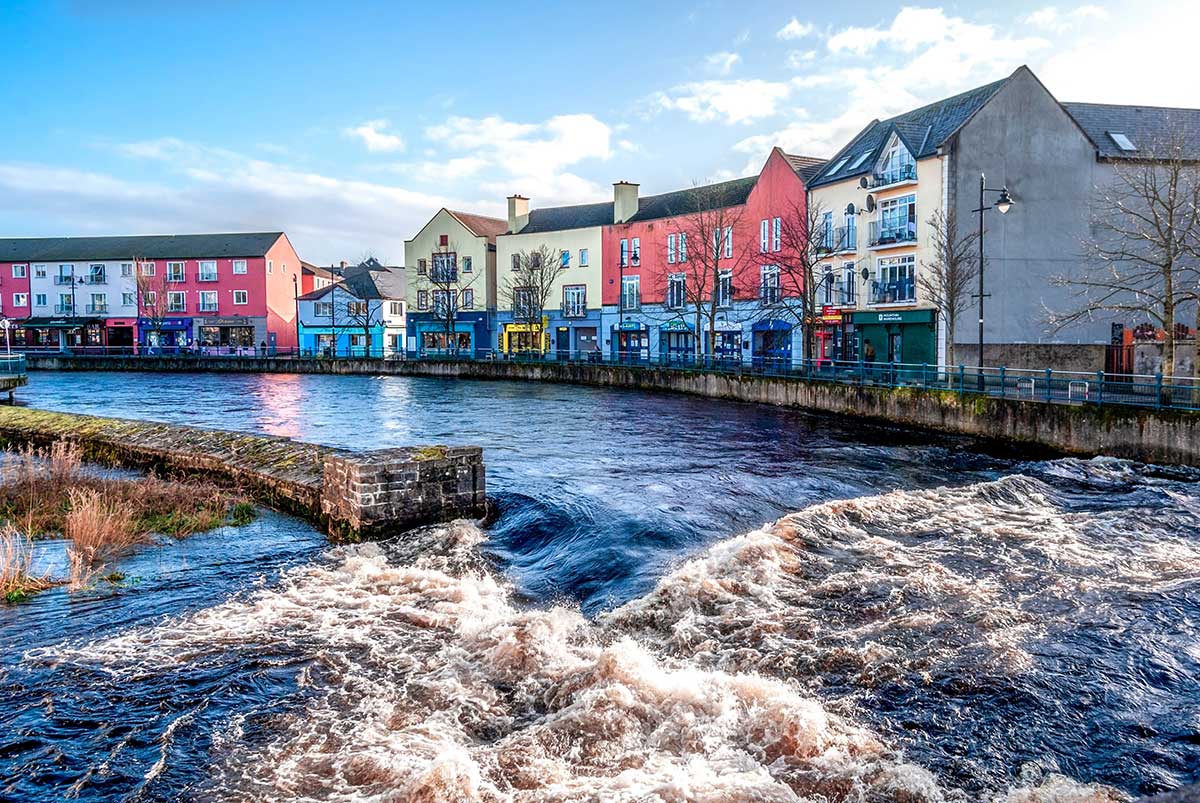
[
  {"xmin": 751, "ymin": 318, "xmax": 793, "ymax": 368},
  {"xmin": 407, "ymin": 311, "xmax": 491, "ymax": 357},
  {"xmin": 659, "ymin": 320, "xmax": 696, "ymax": 364},
  {"xmin": 138, "ymin": 317, "xmax": 192, "ymax": 352},
  {"xmin": 611, "ymin": 319, "xmax": 650, "ymax": 362}
]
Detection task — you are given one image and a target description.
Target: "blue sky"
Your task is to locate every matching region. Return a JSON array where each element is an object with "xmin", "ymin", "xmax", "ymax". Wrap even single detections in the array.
[{"xmin": 0, "ymin": 0, "xmax": 1195, "ymax": 264}]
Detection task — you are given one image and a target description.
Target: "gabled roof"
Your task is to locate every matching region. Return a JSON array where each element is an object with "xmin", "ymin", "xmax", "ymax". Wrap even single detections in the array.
[
  {"xmin": 447, "ymin": 210, "xmax": 507, "ymax": 242},
  {"xmin": 0, "ymin": 232, "xmax": 285, "ymax": 263},
  {"xmin": 519, "ymin": 200, "xmax": 615, "ymax": 234},
  {"xmin": 808, "ymin": 75, "xmax": 1010, "ymax": 188},
  {"xmin": 300, "ymin": 262, "xmax": 405, "ymax": 301},
  {"xmin": 627, "ymin": 176, "xmax": 759, "ymax": 222},
  {"xmin": 1063, "ymin": 102, "xmax": 1200, "ymax": 161},
  {"xmin": 300, "ymin": 261, "xmax": 338, "ymax": 280}
]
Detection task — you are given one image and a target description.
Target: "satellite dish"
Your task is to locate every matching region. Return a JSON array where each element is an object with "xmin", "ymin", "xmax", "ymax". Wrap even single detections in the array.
[
  {"xmin": 859, "ymin": 177, "xmax": 869, "ymax": 189},
  {"xmin": 861, "ymin": 267, "xmax": 870, "ymax": 281},
  {"xmin": 845, "ymin": 202, "xmax": 856, "ymax": 215},
  {"xmin": 864, "ymin": 195, "xmax": 876, "ymax": 213}
]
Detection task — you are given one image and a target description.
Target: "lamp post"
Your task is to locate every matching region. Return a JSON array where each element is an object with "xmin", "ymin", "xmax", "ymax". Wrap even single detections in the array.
[
  {"xmin": 292, "ymin": 274, "xmax": 300, "ymax": 357},
  {"xmin": 973, "ymin": 173, "xmax": 1014, "ymax": 388}
]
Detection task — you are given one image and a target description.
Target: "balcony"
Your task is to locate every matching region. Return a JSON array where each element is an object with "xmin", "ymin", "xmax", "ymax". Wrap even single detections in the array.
[
  {"xmin": 869, "ymin": 221, "xmax": 918, "ymax": 249},
  {"xmin": 85, "ymin": 303, "xmax": 108, "ymax": 314},
  {"xmin": 869, "ymin": 163, "xmax": 917, "ymax": 188},
  {"xmin": 167, "ymin": 305, "xmax": 186, "ymax": 313},
  {"xmin": 561, "ymin": 301, "xmax": 588, "ymax": 318},
  {"xmin": 196, "ymin": 272, "xmax": 219, "ymax": 283},
  {"xmin": 869, "ymin": 278, "xmax": 916, "ymax": 305},
  {"xmin": 53, "ymin": 304, "xmax": 74, "ymax": 314},
  {"xmin": 84, "ymin": 273, "xmax": 106, "ymax": 285},
  {"xmin": 815, "ymin": 225, "xmax": 857, "ymax": 255},
  {"xmin": 53, "ymin": 275, "xmax": 76, "ymax": 285},
  {"xmin": 821, "ymin": 282, "xmax": 857, "ymax": 307}
]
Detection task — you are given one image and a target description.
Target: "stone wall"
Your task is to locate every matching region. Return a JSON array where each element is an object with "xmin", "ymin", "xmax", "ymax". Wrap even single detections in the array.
[{"xmin": 0, "ymin": 406, "xmax": 486, "ymax": 539}]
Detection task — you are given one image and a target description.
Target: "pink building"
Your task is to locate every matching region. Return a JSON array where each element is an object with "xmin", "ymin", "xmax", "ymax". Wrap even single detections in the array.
[{"xmin": 0, "ymin": 232, "xmax": 303, "ymax": 352}]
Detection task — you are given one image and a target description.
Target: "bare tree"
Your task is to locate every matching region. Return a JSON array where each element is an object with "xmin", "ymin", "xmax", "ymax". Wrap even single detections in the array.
[
  {"xmin": 411, "ymin": 241, "xmax": 483, "ymax": 356},
  {"xmin": 774, "ymin": 199, "xmax": 835, "ymax": 363},
  {"xmin": 499, "ymin": 244, "xmax": 568, "ymax": 355},
  {"xmin": 663, "ymin": 182, "xmax": 756, "ymax": 360},
  {"xmin": 1049, "ymin": 127, "xmax": 1200, "ymax": 379},
  {"xmin": 135, "ymin": 258, "xmax": 172, "ymax": 352},
  {"xmin": 919, "ymin": 210, "xmax": 979, "ymax": 367}
]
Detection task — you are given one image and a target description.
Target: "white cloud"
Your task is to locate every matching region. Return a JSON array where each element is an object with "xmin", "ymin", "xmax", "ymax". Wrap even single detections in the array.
[
  {"xmin": 1022, "ymin": 4, "xmax": 1110, "ymax": 31},
  {"xmin": 651, "ymin": 79, "xmax": 792, "ymax": 125},
  {"xmin": 344, "ymin": 119, "xmax": 406, "ymax": 153},
  {"xmin": 705, "ymin": 51, "xmax": 741, "ymax": 75},
  {"xmin": 776, "ymin": 18, "xmax": 813, "ymax": 40},
  {"xmin": 786, "ymin": 50, "xmax": 817, "ymax": 69}
]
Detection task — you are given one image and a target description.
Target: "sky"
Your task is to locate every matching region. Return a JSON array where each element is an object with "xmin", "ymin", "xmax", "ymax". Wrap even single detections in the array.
[{"xmin": 0, "ymin": 0, "xmax": 1196, "ymax": 265}]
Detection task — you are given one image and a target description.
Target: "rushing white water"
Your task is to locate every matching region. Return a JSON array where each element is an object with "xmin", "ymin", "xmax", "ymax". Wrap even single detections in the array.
[{"xmin": 34, "ymin": 460, "xmax": 1182, "ymax": 802}]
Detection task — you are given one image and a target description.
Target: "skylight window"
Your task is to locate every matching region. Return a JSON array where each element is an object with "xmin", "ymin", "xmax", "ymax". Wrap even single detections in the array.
[
  {"xmin": 828, "ymin": 156, "xmax": 850, "ymax": 174},
  {"xmin": 1108, "ymin": 131, "xmax": 1137, "ymax": 152},
  {"xmin": 847, "ymin": 151, "xmax": 872, "ymax": 171}
]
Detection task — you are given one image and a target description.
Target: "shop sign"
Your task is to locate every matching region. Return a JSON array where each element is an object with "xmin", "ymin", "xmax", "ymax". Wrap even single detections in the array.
[
  {"xmin": 851, "ymin": 308, "xmax": 936, "ymax": 325},
  {"xmin": 618, "ymin": 320, "xmax": 644, "ymax": 331},
  {"xmin": 661, "ymin": 319, "xmax": 691, "ymax": 331}
]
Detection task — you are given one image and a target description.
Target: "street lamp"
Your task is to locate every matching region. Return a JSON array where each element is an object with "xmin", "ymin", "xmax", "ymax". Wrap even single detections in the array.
[{"xmin": 973, "ymin": 173, "xmax": 1015, "ymax": 388}]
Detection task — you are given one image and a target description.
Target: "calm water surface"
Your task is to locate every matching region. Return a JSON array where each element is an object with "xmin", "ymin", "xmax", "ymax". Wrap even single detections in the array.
[{"xmin": 0, "ymin": 370, "xmax": 1195, "ymax": 801}]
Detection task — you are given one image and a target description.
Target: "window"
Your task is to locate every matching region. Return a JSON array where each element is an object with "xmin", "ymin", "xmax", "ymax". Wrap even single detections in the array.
[
  {"xmin": 12, "ymin": 293, "xmax": 26, "ymax": 307},
  {"xmin": 620, "ymin": 239, "xmax": 629, "ymax": 267},
  {"xmin": 348, "ymin": 301, "xmax": 369, "ymax": 316},
  {"xmin": 390, "ymin": 301, "xmax": 404, "ymax": 315},
  {"xmin": 199, "ymin": 291, "xmax": 218, "ymax": 311},
  {"xmin": 562, "ymin": 285, "xmax": 586, "ymax": 317},
  {"xmin": 418, "ymin": 258, "xmax": 428, "ymax": 275},
  {"xmin": 198, "ymin": 261, "xmax": 218, "ymax": 281},
  {"xmin": 439, "ymin": 234, "xmax": 449, "ymax": 247},
  {"xmin": 876, "ymin": 137, "xmax": 916, "ymax": 184},
  {"xmin": 350, "ymin": 334, "xmax": 366, "ymax": 347},
  {"xmin": 89, "ymin": 293, "xmax": 107, "ymax": 313},
  {"xmin": 1108, "ymin": 131, "xmax": 1137, "ymax": 152},
  {"xmin": 11, "ymin": 264, "xmax": 26, "ymax": 278},
  {"xmin": 34, "ymin": 264, "xmax": 46, "ymax": 278},
  {"xmin": 631, "ymin": 237, "xmax": 640, "ymax": 265},
  {"xmin": 233, "ymin": 290, "xmax": 248, "ymax": 305},
  {"xmin": 57, "ymin": 264, "xmax": 74, "ymax": 284},
  {"xmin": 873, "ymin": 254, "xmax": 916, "ymax": 304},
  {"xmin": 120, "ymin": 263, "xmax": 133, "ymax": 277},
  {"xmin": 844, "ymin": 211, "xmax": 857, "ymax": 250},
  {"xmin": 667, "ymin": 273, "xmax": 685, "ymax": 309},
  {"xmin": 772, "ymin": 217, "xmax": 781, "ymax": 252},
  {"xmin": 716, "ymin": 270, "xmax": 732, "ymax": 307},
  {"xmin": 315, "ymin": 301, "xmax": 333, "ymax": 317},
  {"xmin": 167, "ymin": 262, "xmax": 185, "ymax": 282},
  {"xmin": 57, "ymin": 294, "xmax": 72, "ymax": 313},
  {"xmin": 461, "ymin": 289, "xmax": 474, "ymax": 309},
  {"xmin": 723, "ymin": 227, "xmax": 732, "ymax": 259},
  {"xmin": 34, "ymin": 293, "xmax": 47, "ymax": 307},
  {"xmin": 511, "ymin": 254, "xmax": 521, "ymax": 271},
  {"xmin": 88, "ymin": 264, "xmax": 105, "ymax": 283},
  {"xmin": 620, "ymin": 275, "xmax": 640, "ymax": 311},
  {"xmin": 847, "ymin": 151, "xmax": 871, "ymax": 171},
  {"xmin": 560, "ymin": 249, "xmax": 570, "ymax": 268},
  {"xmin": 142, "ymin": 291, "xmax": 156, "ymax": 306},
  {"xmin": 140, "ymin": 262, "xmax": 156, "ymax": 276},
  {"xmin": 822, "ymin": 211, "xmax": 835, "ymax": 249},
  {"xmin": 842, "ymin": 263, "xmax": 856, "ymax": 306},
  {"xmin": 760, "ymin": 219, "xmax": 769, "ymax": 253},
  {"xmin": 876, "ymin": 194, "xmax": 917, "ymax": 243},
  {"xmin": 821, "ymin": 265, "xmax": 835, "ymax": 305},
  {"xmin": 267, "ymin": 260, "xmax": 273, "ymax": 274},
  {"xmin": 678, "ymin": 233, "xmax": 687, "ymax": 262},
  {"xmin": 167, "ymin": 291, "xmax": 186, "ymax": 312},
  {"xmin": 431, "ymin": 252, "xmax": 457, "ymax": 282},
  {"xmin": 122, "ymin": 292, "xmax": 136, "ymax": 306},
  {"xmin": 530, "ymin": 251, "xmax": 542, "ymax": 269},
  {"xmin": 579, "ymin": 248, "xmax": 589, "ymax": 266},
  {"xmin": 668, "ymin": 233, "xmax": 677, "ymax": 264},
  {"xmin": 827, "ymin": 156, "xmax": 850, "ymax": 175},
  {"xmin": 462, "ymin": 256, "xmax": 472, "ymax": 273},
  {"xmin": 760, "ymin": 265, "xmax": 780, "ymax": 304},
  {"xmin": 512, "ymin": 287, "xmax": 534, "ymax": 318},
  {"xmin": 233, "ymin": 259, "xmax": 247, "ymax": 274},
  {"xmin": 417, "ymin": 291, "xmax": 429, "ymax": 310}
]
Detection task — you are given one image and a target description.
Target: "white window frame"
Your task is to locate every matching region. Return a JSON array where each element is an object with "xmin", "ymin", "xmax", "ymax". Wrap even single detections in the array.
[
  {"xmin": 716, "ymin": 269, "xmax": 732, "ymax": 308},
  {"xmin": 140, "ymin": 262, "xmax": 156, "ymax": 276},
  {"xmin": 34, "ymin": 293, "xmax": 47, "ymax": 307},
  {"xmin": 667, "ymin": 233, "xmax": 677, "ymax": 264},
  {"xmin": 199, "ymin": 291, "xmax": 218, "ymax": 311},
  {"xmin": 723, "ymin": 227, "xmax": 732, "ymax": 259},
  {"xmin": 230, "ymin": 259, "xmax": 246, "ymax": 275},
  {"xmin": 462, "ymin": 256, "xmax": 472, "ymax": 273},
  {"xmin": 12, "ymin": 293, "xmax": 27, "ymax": 307},
  {"xmin": 759, "ymin": 264, "xmax": 780, "ymax": 304},
  {"xmin": 631, "ymin": 237, "xmax": 640, "ymax": 265},
  {"xmin": 579, "ymin": 248, "xmax": 589, "ymax": 267},
  {"xmin": 620, "ymin": 274, "xmax": 640, "ymax": 310},
  {"xmin": 122, "ymin": 292, "xmax": 136, "ymax": 306},
  {"xmin": 314, "ymin": 301, "xmax": 333, "ymax": 317},
  {"xmin": 667, "ymin": 273, "xmax": 686, "ymax": 310},
  {"xmin": 166, "ymin": 261, "xmax": 185, "ymax": 282},
  {"xmin": 120, "ymin": 262, "xmax": 133, "ymax": 277},
  {"xmin": 620, "ymin": 239, "xmax": 629, "ymax": 267},
  {"xmin": 198, "ymin": 260, "xmax": 218, "ymax": 281},
  {"xmin": 772, "ymin": 217, "xmax": 781, "ymax": 252},
  {"xmin": 760, "ymin": 219, "xmax": 769, "ymax": 253},
  {"xmin": 461, "ymin": 288, "xmax": 474, "ymax": 309},
  {"xmin": 679, "ymin": 233, "xmax": 687, "ymax": 262},
  {"xmin": 233, "ymin": 290, "xmax": 248, "ymax": 305},
  {"xmin": 33, "ymin": 264, "xmax": 47, "ymax": 278},
  {"xmin": 11, "ymin": 264, "xmax": 27, "ymax": 279},
  {"xmin": 417, "ymin": 290, "xmax": 429, "ymax": 310},
  {"xmin": 142, "ymin": 291, "xmax": 157, "ymax": 306},
  {"xmin": 167, "ymin": 291, "xmax": 187, "ymax": 312}
]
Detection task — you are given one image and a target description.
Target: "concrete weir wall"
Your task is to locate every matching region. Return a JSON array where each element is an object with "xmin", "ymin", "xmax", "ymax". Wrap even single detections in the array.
[
  {"xmin": 26, "ymin": 354, "xmax": 1200, "ymax": 467},
  {"xmin": 0, "ymin": 406, "xmax": 486, "ymax": 539}
]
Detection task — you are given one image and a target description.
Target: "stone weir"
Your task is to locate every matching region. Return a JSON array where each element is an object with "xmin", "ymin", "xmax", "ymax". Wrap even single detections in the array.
[{"xmin": 0, "ymin": 407, "xmax": 486, "ymax": 540}]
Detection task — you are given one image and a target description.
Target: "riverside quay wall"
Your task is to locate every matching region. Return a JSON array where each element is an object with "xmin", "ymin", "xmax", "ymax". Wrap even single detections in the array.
[
  {"xmin": 0, "ymin": 406, "xmax": 486, "ymax": 539},
  {"xmin": 25, "ymin": 354, "xmax": 1200, "ymax": 467}
]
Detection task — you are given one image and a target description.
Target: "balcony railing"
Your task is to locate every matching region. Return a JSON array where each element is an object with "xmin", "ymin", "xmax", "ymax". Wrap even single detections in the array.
[
  {"xmin": 561, "ymin": 301, "xmax": 588, "ymax": 318},
  {"xmin": 85, "ymin": 273, "xmax": 106, "ymax": 285},
  {"xmin": 167, "ymin": 305, "xmax": 186, "ymax": 313},
  {"xmin": 85, "ymin": 304, "xmax": 108, "ymax": 314},
  {"xmin": 815, "ymin": 225, "xmax": 857, "ymax": 254},
  {"xmin": 821, "ymin": 282, "xmax": 857, "ymax": 307},
  {"xmin": 53, "ymin": 276, "xmax": 75, "ymax": 285},
  {"xmin": 196, "ymin": 272, "xmax": 219, "ymax": 282},
  {"xmin": 869, "ymin": 221, "xmax": 918, "ymax": 248},
  {"xmin": 869, "ymin": 163, "xmax": 917, "ymax": 187},
  {"xmin": 870, "ymin": 278, "xmax": 916, "ymax": 305},
  {"xmin": 167, "ymin": 272, "xmax": 186, "ymax": 283},
  {"xmin": 53, "ymin": 304, "xmax": 73, "ymax": 314}
]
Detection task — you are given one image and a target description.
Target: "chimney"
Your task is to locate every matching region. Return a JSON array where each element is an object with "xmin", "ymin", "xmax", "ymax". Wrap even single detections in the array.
[
  {"xmin": 507, "ymin": 195, "xmax": 530, "ymax": 233},
  {"xmin": 339, "ymin": 260, "xmax": 347, "ymax": 269},
  {"xmin": 613, "ymin": 181, "xmax": 639, "ymax": 224}
]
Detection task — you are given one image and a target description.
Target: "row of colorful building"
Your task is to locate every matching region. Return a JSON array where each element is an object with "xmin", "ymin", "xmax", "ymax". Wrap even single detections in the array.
[{"xmin": 1, "ymin": 66, "xmax": 1197, "ymax": 370}]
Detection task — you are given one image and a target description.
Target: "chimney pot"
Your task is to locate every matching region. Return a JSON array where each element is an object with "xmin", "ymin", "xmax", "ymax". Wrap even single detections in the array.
[
  {"xmin": 613, "ymin": 181, "xmax": 640, "ymax": 224},
  {"xmin": 507, "ymin": 194, "xmax": 530, "ymax": 234}
]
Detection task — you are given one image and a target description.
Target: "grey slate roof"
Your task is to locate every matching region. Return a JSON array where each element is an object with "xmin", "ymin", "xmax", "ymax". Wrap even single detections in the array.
[
  {"xmin": 0, "ymin": 232, "xmax": 286, "ymax": 263},
  {"xmin": 519, "ymin": 201, "xmax": 615, "ymax": 234},
  {"xmin": 297, "ymin": 261, "xmax": 406, "ymax": 302},
  {"xmin": 808, "ymin": 77, "xmax": 1008, "ymax": 188},
  {"xmin": 627, "ymin": 176, "xmax": 759, "ymax": 222},
  {"xmin": 784, "ymin": 152, "xmax": 827, "ymax": 182},
  {"xmin": 1063, "ymin": 102, "xmax": 1200, "ymax": 160}
]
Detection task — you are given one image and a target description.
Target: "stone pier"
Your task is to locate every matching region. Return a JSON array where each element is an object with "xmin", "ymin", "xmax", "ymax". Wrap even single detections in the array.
[{"xmin": 0, "ymin": 406, "xmax": 486, "ymax": 540}]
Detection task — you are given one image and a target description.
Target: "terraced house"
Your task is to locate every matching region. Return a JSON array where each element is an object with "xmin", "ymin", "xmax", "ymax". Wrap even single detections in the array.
[
  {"xmin": 0, "ymin": 232, "xmax": 301, "ymax": 353},
  {"xmin": 404, "ymin": 208, "xmax": 505, "ymax": 356}
]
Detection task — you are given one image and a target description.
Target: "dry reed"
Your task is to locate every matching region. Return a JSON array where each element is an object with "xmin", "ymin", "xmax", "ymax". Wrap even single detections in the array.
[
  {"xmin": 0, "ymin": 526, "xmax": 52, "ymax": 602},
  {"xmin": 64, "ymin": 487, "xmax": 142, "ymax": 591}
]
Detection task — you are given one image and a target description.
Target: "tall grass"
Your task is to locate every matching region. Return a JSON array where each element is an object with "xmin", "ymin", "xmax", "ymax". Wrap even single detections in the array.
[
  {"xmin": 64, "ymin": 488, "xmax": 142, "ymax": 591},
  {"xmin": 0, "ymin": 526, "xmax": 51, "ymax": 602}
]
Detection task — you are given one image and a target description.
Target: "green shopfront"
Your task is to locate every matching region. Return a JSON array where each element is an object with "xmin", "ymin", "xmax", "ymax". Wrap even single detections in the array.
[{"xmin": 852, "ymin": 308, "xmax": 937, "ymax": 365}]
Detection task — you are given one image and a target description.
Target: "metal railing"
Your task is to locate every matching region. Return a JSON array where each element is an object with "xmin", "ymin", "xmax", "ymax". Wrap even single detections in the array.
[
  {"xmin": 869, "ymin": 163, "xmax": 917, "ymax": 187},
  {"xmin": 0, "ymin": 354, "xmax": 26, "ymax": 376},
  {"xmin": 869, "ymin": 221, "xmax": 918, "ymax": 248},
  {"xmin": 16, "ymin": 346, "xmax": 1200, "ymax": 413},
  {"xmin": 84, "ymin": 304, "xmax": 108, "ymax": 314},
  {"xmin": 196, "ymin": 272, "xmax": 219, "ymax": 282},
  {"xmin": 84, "ymin": 273, "xmax": 106, "ymax": 285},
  {"xmin": 53, "ymin": 276, "xmax": 76, "ymax": 285},
  {"xmin": 869, "ymin": 278, "xmax": 916, "ymax": 305}
]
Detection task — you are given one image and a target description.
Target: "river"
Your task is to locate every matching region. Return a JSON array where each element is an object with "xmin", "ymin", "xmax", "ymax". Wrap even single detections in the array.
[{"xmin": 1, "ymin": 371, "xmax": 1197, "ymax": 801}]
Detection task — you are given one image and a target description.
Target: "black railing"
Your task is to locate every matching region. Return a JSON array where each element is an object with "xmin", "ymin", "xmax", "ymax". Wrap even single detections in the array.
[
  {"xmin": 870, "ymin": 163, "xmax": 917, "ymax": 187},
  {"xmin": 869, "ymin": 221, "xmax": 917, "ymax": 248},
  {"xmin": 870, "ymin": 278, "xmax": 916, "ymax": 305}
]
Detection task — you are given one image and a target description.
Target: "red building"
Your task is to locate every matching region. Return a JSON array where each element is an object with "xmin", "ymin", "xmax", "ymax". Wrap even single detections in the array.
[{"xmin": 600, "ymin": 148, "xmax": 822, "ymax": 363}]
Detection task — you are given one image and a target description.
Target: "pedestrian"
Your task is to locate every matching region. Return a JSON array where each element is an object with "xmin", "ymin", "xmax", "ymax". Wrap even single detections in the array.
[{"xmin": 863, "ymin": 339, "xmax": 876, "ymax": 382}]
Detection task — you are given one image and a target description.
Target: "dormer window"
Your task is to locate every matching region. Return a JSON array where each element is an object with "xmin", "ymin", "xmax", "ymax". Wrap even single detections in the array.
[
  {"xmin": 874, "ymin": 135, "xmax": 916, "ymax": 186},
  {"xmin": 1108, "ymin": 132, "xmax": 1137, "ymax": 152}
]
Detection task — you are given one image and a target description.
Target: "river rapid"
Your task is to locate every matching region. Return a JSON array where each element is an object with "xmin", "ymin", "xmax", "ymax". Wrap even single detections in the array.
[{"xmin": 1, "ymin": 371, "xmax": 1197, "ymax": 801}]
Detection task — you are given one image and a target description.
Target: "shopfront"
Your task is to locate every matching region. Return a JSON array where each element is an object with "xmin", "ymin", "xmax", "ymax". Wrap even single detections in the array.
[
  {"xmin": 138, "ymin": 317, "xmax": 192, "ymax": 352},
  {"xmin": 502, "ymin": 317, "xmax": 550, "ymax": 356},
  {"xmin": 852, "ymin": 308, "xmax": 937, "ymax": 365},
  {"xmin": 612, "ymin": 320, "xmax": 650, "ymax": 362},
  {"xmin": 21, "ymin": 317, "xmax": 105, "ymax": 351},
  {"xmin": 751, "ymin": 319, "xmax": 793, "ymax": 369},
  {"xmin": 659, "ymin": 320, "xmax": 696, "ymax": 365},
  {"xmin": 105, "ymin": 319, "xmax": 137, "ymax": 352},
  {"xmin": 813, "ymin": 307, "xmax": 856, "ymax": 366},
  {"xmin": 197, "ymin": 317, "xmax": 258, "ymax": 355},
  {"xmin": 712, "ymin": 321, "xmax": 742, "ymax": 364}
]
